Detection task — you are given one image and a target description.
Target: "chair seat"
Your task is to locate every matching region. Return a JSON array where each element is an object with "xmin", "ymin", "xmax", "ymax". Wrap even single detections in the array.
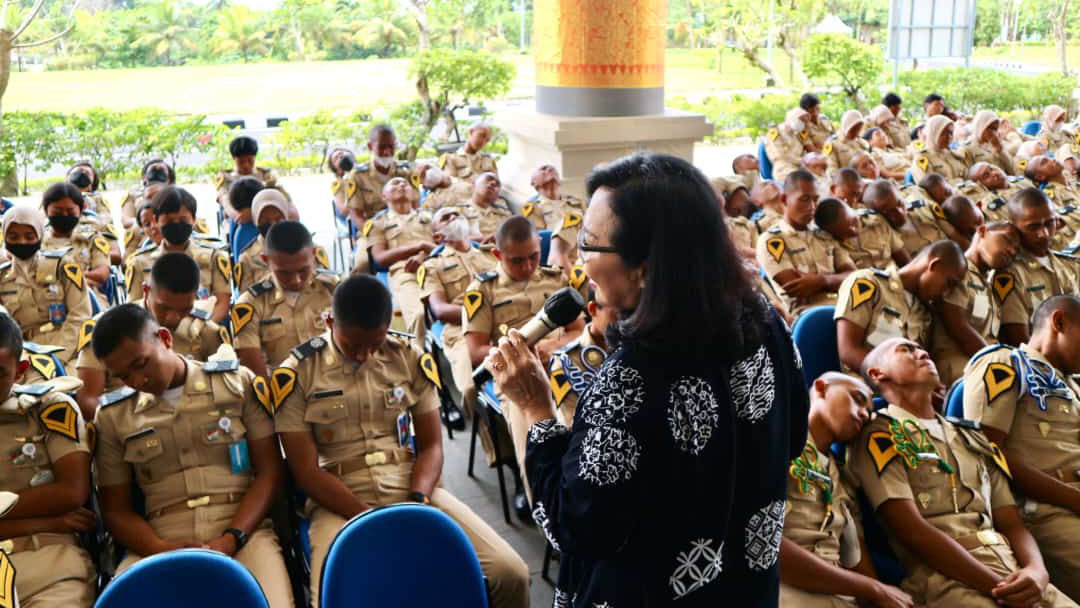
[{"xmin": 95, "ymin": 549, "xmax": 269, "ymax": 608}]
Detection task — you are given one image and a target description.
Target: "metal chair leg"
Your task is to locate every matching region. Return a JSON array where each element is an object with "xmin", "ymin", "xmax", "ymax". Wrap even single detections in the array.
[{"xmin": 468, "ymin": 409, "xmax": 479, "ymax": 478}]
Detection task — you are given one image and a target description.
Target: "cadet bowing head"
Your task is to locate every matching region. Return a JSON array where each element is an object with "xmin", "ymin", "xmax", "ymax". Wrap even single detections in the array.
[
  {"xmin": 1030, "ymin": 295, "xmax": 1080, "ymax": 374},
  {"xmin": 93, "ymin": 303, "xmax": 179, "ymax": 394},
  {"xmin": 1007, "ymin": 187, "xmax": 1054, "ymax": 257},
  {"xmin": 263, "ymin": 220, "xmax": 315, "ymax": 292},
  {"xmin": 329, "ymin": 275, "xmax": 392, "ymax": 366},
  {"xmin": 494, "ymin": 216, "xmax": 540, "ymax": 281},
  {"xmin": 0, "ymin": 313, "xmax": 25, "ymax": 396},
  {"xmin": 228, "ymin": 176, "xmax": 263, "ymax": 214}
]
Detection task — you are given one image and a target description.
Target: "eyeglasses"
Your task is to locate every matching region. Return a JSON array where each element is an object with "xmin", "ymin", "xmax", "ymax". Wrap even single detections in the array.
[{"xmin": 577, "ymin": 230, "xmax": 618, "ymax": 254}]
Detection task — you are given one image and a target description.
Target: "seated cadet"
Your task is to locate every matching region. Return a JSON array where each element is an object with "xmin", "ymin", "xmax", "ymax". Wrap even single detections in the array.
[
  {"xmin": 547, "ymin": 284, "xmax": 618, "ymax": 427},
  {"xmin": 716, "ymin": 178, "xmax": 758, "ymax": 261},
  {"xmin": 964, "ymin": 295, "xmax": 1080, "ymax": 602},
  {"xmin": 825, "ymin": 111, "xmax": 870, "ymax": 176},
  {"xmin": 850, "ymin": 337, "xmax": 1077, "ymax": 608},
  {"xmin": 766, "ymin": 108, "xmax": 817, "ymax": 183},
  {"xmin": 802, "ymin": 92, "xmax": 835, "ymax": 151},
  {"xmin": 225, "ymin": 175, "xmax": 262, "ymax": 253},
  {"xmin": 938, "ymin": 194, "xmax": 985, "ymax": 250},
  {"xmin": 123, "ymin": 192, "xmax": 163, "ymax": 266},
  {"xmin": 0, "ymin": 207, "xmax": 91, "ymax": 368},
  {"xmin": 896, "ymin": 183, "xmax": 953, "ymax": 256},
  {"xmin": 835, "ymin": 240, "xmax": 966, "ymax": 374},
  {"xmin": 1037, "ymin": 104, "xmax": 1074, "ymax": 153},
  {"xmin": 995, "ymin": 188, "xmax": 1076, "ymax": 346},
  {"xmin": 1056, "ymin": 144, "xmax": 1079, "ymax": 182},
  {"xmin": 365, "ymin": 177, "xmax": 435, "ymax": 337},
  {"xmin": 461, "ymin": 171, "xmax": 513, "ymax": 242},
  {"xmin": 420, "ymin": 207, "xmax": 499, "ymax": 446},
  {"xmin": 751, "ymin": 179, "xmax": 787, "ymax": 233},
  {"xmin": 75, "ymin": 253, "xmax": 227, "ymax": 420},
  {"xmin": 215, "ymin": 136, "xmax": 285, "ymax": 224},
  {"xmin": 339, "ymin": 124, "xmax": 420, "ymax": 233},
  {"xmin": 92, "ymin": 304, "xmax": 292, "ymax": 607},
  {"xmin": 235, "ymin": 189, "xmax": 330, "ymax": 294},
  {"xmin": 418, "ymin": 164, "xmax": 473, "ymax": 210},
  {"xmin": 732, "ymin": 153, "xmax": 761, "ymax": 191},
  {"xmin": 1024, "ymin": 155, "xmax": 1080, "ymax": 249},
  {"xmin": 911, "ymin": 115, "xmax": 967, "ymax": 183},
  {"xmin": 850, "ymin": 151, "xmax": 881, "ymax": 181},
  {"xmin": 780, "ymin": 371, "xmax": 913, "ymax": 608},
  {"xmin": 802, "ymin": 152, "xmax": 833, "ymax": 200},
  {"xmin": 66, "ymin": 162, "xmax": 112, "ymax": 229},
  {"xmin": 0, "ymin": 313, "xmax": 95, "ymax": 607},
  {"xmin": 464, "ymin": 217, "xmax": 585, "ymax": 512},
  {"xmin": 40, "ymin": 183, "xmax": 113, "ymax": 289},
  {"xmin": 830, "ymin": 168, "xmax": 866, "ymax": 208},
  {"xmin": 275, "ymin": 276, "xmax": 530, "ymax": 608},
  {"xmin": 440, "ymin": 123, "xmax": 499, "ymax": 183},
  {"xmin": 233, "ymin": 221, "xmax": 338, "ymax": 379},
  {"xmin": 758, "ymin": 169, "xmax": 856, "ymax": 319},
  {"xmin": 527, "ymin": 164, "xmax": 587, "ymax": 271},
  {"xmin": 815, "ymin": 196, "xmax": 908, "ymax": 270},
  {"xmin": 880, "ymin": 93, "xmax": 912, "ymax": 150},
  {"xmin": 963, "ymin": 110, "xmax": 1016, "ymax": 175},
  {"xmin": 126, "ymin": 186, "xmax": 232, "ymax": 323},
  {"xmin": 999, "ymin": 118, "xmax": 1029, "ymax": 157},
  {"xmin": 865, "ymin": 126, "xmax": 910, "ymax": 182},
  {"xmin": 1015, "ymin": 140, "xmax": 1048, "ymax": 175},
  {"xmin": 121, "ymin": 159, "xmax": 174, "ymax": 230},
  {"xmin": 932, "ymin": 221, "xmax": 1019, "ymax": 386},
  {"xmin": 968, "ymin": 162, "xmax": 1030, "ymax": 223}
]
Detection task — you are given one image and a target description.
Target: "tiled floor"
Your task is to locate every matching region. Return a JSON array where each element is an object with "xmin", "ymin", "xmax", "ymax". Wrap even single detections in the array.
[{"xmin": 439, "ymin": 420, "xmax": 556, "ymax": 608}]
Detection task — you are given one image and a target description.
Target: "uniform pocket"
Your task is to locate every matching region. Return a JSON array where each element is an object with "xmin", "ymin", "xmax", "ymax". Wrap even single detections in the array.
[
  {"xmin": 123, "ymin": 428, "xmax": 164, "ymax": 464},
  {"xmin": 304, "ymin": 398, "xmax": 350, "ymax": 445}
]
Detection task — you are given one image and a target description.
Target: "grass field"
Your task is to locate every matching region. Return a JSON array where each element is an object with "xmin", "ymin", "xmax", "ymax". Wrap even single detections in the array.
[
  {"xmin": 4, "ymin": 49, "xmax": 794, "ymax": 115},
  {"xmin": 972, "ymin": 43, "xmax": 1080, "ymax": 67}
]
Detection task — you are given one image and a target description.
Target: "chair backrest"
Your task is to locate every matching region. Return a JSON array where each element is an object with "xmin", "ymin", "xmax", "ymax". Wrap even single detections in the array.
[
  {"xmin": 758, "ymin": 139, "xmax": 774, "ymax": 180},
  {"xmin": 790, "ymin": 306, "xmax": 840, "ymax": 388},
  {"xmin": 945, "ymin": 380, "xmax": 964, "ymax": 418},
  {"xmin": 904, "ymin": 170, "xmax": 914, "ymax": 186},
  {"xmin": 538, "ymin": 229, "xmax": 553, "ymax": 266},
  {"xmin": 1022, "ymin": 120, "xmax": 1042, "ymax": 137},
  {"xmin": 320, "ymin": 504, "xmax": 489, "ymax": 608},
  {"xmin": 95, "ymin": 549, "xmax": 269, "ymax": 608}
]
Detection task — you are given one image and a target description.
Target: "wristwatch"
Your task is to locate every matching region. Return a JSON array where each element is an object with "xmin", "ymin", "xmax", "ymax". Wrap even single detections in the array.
[
  {"xmin": 406, "ymin": 491, "xmax": 431, "ymax": 505},
  {"xmin": 224, "ymin": 528, "xmax": 248, "ymax": 550}
]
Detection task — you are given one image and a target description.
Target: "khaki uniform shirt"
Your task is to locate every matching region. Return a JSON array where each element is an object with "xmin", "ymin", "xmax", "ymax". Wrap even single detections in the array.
[
  {"xmin": 125, "ymin": 240, "xmax": 232, "ymax": 303},
  {"xmin": 753, "ymin": 207, "xmax": 784, "ymax": 235},
  {"xmin": 233, "ymin": 237, "xmax": 330, "ymax": 295},
  {"xmin": 1039, "ymin": 129, "xmax": 1076, "ymax": 154},
  {"xmin": 757, "ymin": 220, "xmax": 854, "ymax": 317},
  {"xmin": 20, "ymin": 342, "xmax": 70, "ymax": 385},
  {"xmin": 339, "ymin": 163, "xmax": 419, "ymax": 220},
  {"xmin": 808, "ymin": 117, "xmax": 836, "ymax": 149},
  {"xmin": 962, "ymin": 142, "xmax": 1015, "ymax": 175},
  {"xmin": 94, "ymin": 358, "xmax": 274, "ymax": 539},
  {"xmin": 824, "ymin": 137, "xmax": 870, "ymax": 175},
  {"xmin": 215, "ymin": 167, "xmax": 280, "ymax": 210},
  {"xmin": 42, "ymin": 225, "xmax": 110, "ymax": 277},
  {"xmin": 884, "ymin": 120, "xmax": 912, "ymax": 150},
  {"xmin": 524, "ymin": 195, "xmax": 586, "ymax": 262},
  {"xmin": 834, "ymin": 267, "xmax": 932, "ymax": 360},
  {"xmin": 418, "ymin": 245, "xmax": 497, "ymax": 347},
  {"xmin": 439, "ymin": 150, "xmax": 498, "ymax": 182},
  {"xmin": 993, "ymin": 250, "xmax": 1077, "ymax": 327},
  {"xmin": 872, "ymin": 148, "xmax": 910, "ymax": 175},
  {"xmin": 1042, "ymin": 182, "xmax": 1080, "ymax": 250},
  {"xmin": 728, "ymin": 216, "xmax": 759, "ymax": 252},
  {"xmin": 0, "ymin": 252, "xmax": 91, "ymax": 365},
  {"xmin": 911, "ymin": 148, "xmax": 968, "ymax": 183},
  {"xmin": 119, "ymin": 187, "xmax": 144, "ymax": 224},
  {"xmin": 463, "ymin": 264, "xmax": 585, "ymax": 344},
  {"xmin": 421, "ymin": 179, "xmax": 475, "ymax": 210},
  {"xmin": 902, "ymin": 199, "xmax": 952, "ymax": 254},
  {"xmin": 842, "ymin": 210, "xmax": 905, "ymax": 269},
  {"xmin": 364, "ymin": 208, "xmax": 432, "ymax": 275},
  {"xmin": 765, "ymin": 126, "xmax": 813, "ymax": 183},
  {"xmin": 232, "ymin": 270, "xmax": 339, "ymax": 368},
  {"xmin": 461, "ymin": 202, "xmax": 513, "ymax": 238},
  {"xmin": 933, "ymin": 263, "xmax": 999, "ymax": 386},
  {"xmin": 784, "ymin": 435, "xmax": 860, "ymax": 569},
  {"xmin": 849, "ymin": 406, "xmax": 1017, "ymax": 601},
  {"xmin": 274, "ymin": 332, "xmax": 440, "ymax": 505},
  {"xmin": 548, "ymin": 327, "xmax": 608, "ymax": 428}
]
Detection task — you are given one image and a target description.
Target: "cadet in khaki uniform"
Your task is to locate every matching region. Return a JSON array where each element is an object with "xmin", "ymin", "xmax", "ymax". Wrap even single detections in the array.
[
  {"xmin": 968, "ymin": 164, "xmax": 1031, "ymax": 223},
  {"xmin": 750, "ymin": 181, "xmax": 786, "ymax": 234},
  {"xmin": 234, "ymin": 190, "xmax": 330, "ymax": 295},
  {"xmin": 528, "ymin": 165, "xmax": 587, "ymax": 271},
  {"xmin": 92, "ymin": 304, "xmax": 293, "ymax": 608},
  {"xmin": 462, "ymin": 173, "xmax": 514, "ymax": 242},
  {"xmin": 66, "ymin": 163, "xmax": 113, "ymax": 229},
  {"xmin": 995, "ymin": 188, "xmax": 1076, "ymax": 346},
  {"xmin": 439, "ymin": 124, "xmax": 499, "ymax": 183},
  {"xmin": 963, "ymin": 110, "xmax": 1016, "ymax": 175},
  {"xmin": 835, "ymin": 240, "xmax": 967, "ymax": 373},
  {"xmin": 547, "ymin": 286, "xmax": 617, "ymax": 428},
  {"xmin": 1037, "ymin": 105, "xmax": 1075, "ymax": 153},
  {"xmin": 779, "ymin": 372, "xmax": 913, "ymax": 608},
  {"xmin": 126, "ymin": 187, "xmax": 232, "ymax": 323},
  {"xmin": 0, "ymin": 313, "xmax": 95, "ymax": 607},
  {"xmin": 757, "ymin": 170, "xmax": 855, "ymax": 318},
  {"xmin": 824, "ymin": 111, "xmax": 870, "ymax": 176},
  {"xmin": 233, "ymin": 221, "xmax": 338, "ymax": 380},
  {"xmin": 215, "ymin": 136, "xmax": 283, "ymax": 222},
  {"xmin": 338, "ymin": 125, "xmax": 420, "ymax": 231},
  {"xmin": 879, "ymin": 94, "xmax": 913, "ymax": 151},
  {"xmin": 850, "ymin": 338, "xmax": 1076, "ymax": 608},
  {"xmin": 964, "ymin": 296, "xmax": 1080, "ymax": 602},
  {"xmin": 932, "ymin": 222, "xmax": 1020, "ymax": 386},
  {"xmin": 365, "ymin": 178, "xmax": 435, "ymax": 337},
  {"xmin": 1025, "ymin": 156, "xmax": 1080, "ymax": 250},
  {"xmin": 0, "ymin": 207, "xmax": 91, "ymax": 368},
  {"xmin": 40, "ymin": 183, "xmax": 114, "ymax": 290},
  {"xmin": 714, "ymin": 178, "xmax": 758, "ymax": 259},
  {"xmin": 766, "ymin": 109, "xmax": 816, "ymax": 183},
  {"xmin": 812, "ymin": 197, "xmax": 907, "ymax": 270},
  {"xmin": 275, "ymin": 276, "xmax": 530, "ymax": 608},
  {"xmin": 802, "ymin": 93, "xmax": 835, "ymax": 150},
  {"xmin": 418, "ymin": 164, "xmax": 474, "ymax": 210},
  {"xmin": 121, "ymin": 160, "xmax": 174, "ymax": 230},
  {"xmin": 911, "ymin": 115, "xmax": 968, "ymax": 183}
]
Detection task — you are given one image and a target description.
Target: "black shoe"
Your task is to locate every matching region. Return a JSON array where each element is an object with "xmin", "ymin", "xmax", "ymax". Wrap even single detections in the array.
[
  {"xmin": 445, "ymin": 404, "xmax": 466, "ymax": 431},
  {"xmin": 514, "ymin": 490, "xmax": 533, "ymax": 522}
]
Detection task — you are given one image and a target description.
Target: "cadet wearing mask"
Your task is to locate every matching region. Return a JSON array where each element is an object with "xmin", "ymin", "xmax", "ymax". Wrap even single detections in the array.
[{"xmin": 40, "ymin": 183, "xmax": 113, "ymax": 289}]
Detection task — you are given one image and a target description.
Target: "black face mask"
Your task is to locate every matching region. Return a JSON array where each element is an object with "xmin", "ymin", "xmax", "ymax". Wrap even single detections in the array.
[
  {"xmin": 145, "ymin": 166, "xmax": 169, "ymax": 185},
  {"xmin": 338, "ymin": 154, "xmax": 355, "ymax": 173},
  {"xmin": 257, "ymin": 223, "xmax": 272, "ymax": 238},
  {"xmin": 160, "ymin": 222, "xmax": 193, "ymax": 245},
  {"xmin": 7, "ymin": 241, "xmax": 41, "ymax": 261},
  {"xmin": 69, "ymin": 172, "xmax": 91, "ymax": 189},
  {"xmin": 48, "ymin": 214, "xmax": 80, "ymax": 234}
]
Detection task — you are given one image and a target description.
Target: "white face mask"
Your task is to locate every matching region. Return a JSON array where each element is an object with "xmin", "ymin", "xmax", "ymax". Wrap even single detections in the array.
[
  {"xmin": 373, "ymin": 155, "xmax": 395, "ymax": 169},
  {"xmin": 790, "ymin": 119, "xmax": 806, "ymax": 133},
  {"xmin": 440, "ymin": 217, "xmax": 470, "ymax": 242},
  {"xmin": 423, "ymin": 166, "xmax": 444, "ymax": 189}
]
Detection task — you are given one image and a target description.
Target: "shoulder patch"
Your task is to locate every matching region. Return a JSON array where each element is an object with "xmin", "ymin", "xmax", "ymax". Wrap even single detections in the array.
[
  {"xmin": 362, "ymin": 220, "xmax": 374, "ymax": 237},
  {"xmin": 270, "ymin": 367, "xmax": 297, "ymax": 409},
  {"xmin": 417, "ymin": 265, "xmax": 427, "ymax": 289},
  {"xmin": 93, "ymin": 235, "xmax": 110, "ymax": 256},
  {"xmin": 767, "ymin": 128, "xmax": 779, "ymax": 141},
  {"xmin": 77, "ymin": 320, "xmax": 95, "ymax": 354},
  {"xmin": 99, "ymin": 386, "xmax": 137, "ymax": 408},
  {"xmin": 522, "ymin": 202, "xmax": 535, "ymax": 217},
  {"xmin": 867, "ymin": 430, "xmax": 899, "ymax": 473},
  {"xmin": 992, "ymin": 272, "xmax": 1015, "ymax": 303},
  {"xmin": 550, "ymin": 368, "xmax": 571, "ymax": 405},
  {"xmin": 987, "ymin": 440, "xmax": 1012, "ymax": 479},
  {"xmin": 0, "ymin": 547, "xmax": 14, "ymax": 607},
  {"xmin": 850, "ymin": 278, "xmax": 877, "ymax": 310},
  {"xmin": 230, "ymin": 303, "xmax": 255, "ymax": 334},
  {"xmin": 822, "ymin": 141, "xmax": 833, "ymax": 157},
  {"xmin": 315, "ymin": 246, "xmax": 330, "ymax": 269},
  {"xmin": 418, "ymin": 353, "xmax": 442, "ymax": 390},
  {"xmin": 252, "ymin": 376, "xmax": 274, "ymax": 417},
  {"xmin": 290, "ymin": 335, "xmax": 328, "ymax": 361},
  {"xmin": 62, "ymin": 263, "xmax": 83, "ymax": 290},
  {"xmin": 39, "ymin": 401, "xmax": 78, "ymax": 441},
  {"xmin": 216, "ymin": 253, "xmax": 231, "ymax": 281},
  {"xmin": 203, "ymin": 359, "xmax": 239, "ymax": 373},
  {"xmin": 913, "ymin": 140, "xmax": 925, "ymax": 151},
  {"xmin": 331, "ymin": 178, "xmax": 341, "ymax": 195},
  {"xmin": 464, "ymin": 290, "xmax": 483, "ymax": 320},
  {"xmin": 916, "ymin": 155, "xmax": 929, "ymax": 172},
  {"xmin": 984, "ymin": 361, "xmax": 1017, "ymax": 403},
  {"xmin": 562, "ymin": 211, "xmax": 582, "ymax": 229},
  {"xmin": 27, "ymin": 354, "xmax": 57, "ymax": 380},
  {"xmin": 766, "ymin": 237, "xmax": 785, "ymax": 262},
  {"xmin": 569, "ymin": 266, "xmax": 587, "ymax": 290},
  {"xmin": 189, "ymin": 308, "xmax": 210, "ymax": 321}
]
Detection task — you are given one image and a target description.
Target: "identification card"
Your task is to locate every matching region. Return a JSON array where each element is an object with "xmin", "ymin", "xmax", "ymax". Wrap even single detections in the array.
[
  {"xmin": 396, "ymin": 412, "xmax": 415, "ymax": 453},
  {"xmin": 229, "ymin": 440, "xmax": 250, "ymax": 474},
  {"xmin": 48, "ymin": 304, "xmax": 66, "ymax": 325}
]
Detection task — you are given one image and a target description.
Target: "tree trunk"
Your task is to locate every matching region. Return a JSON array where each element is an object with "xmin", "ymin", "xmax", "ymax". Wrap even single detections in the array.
[
  {"xmin": 0, "ymin": 32, "xmax": 12, "ymax": 118},
  {"xmin": 291, "ymin": 14, "xmax": 304, "ymax": 59},
  {"xmin": 778, "ymin": 36, "xmax": 809, "ymax": 89},
  {"xmin": 1056, "ymin": 0, "xmax": 1070, "ymax": 75},
  {"xmin": 398, "ymin": 0, "xmax": 430, "ymax": 50},
  {"xmin": 738, "ymin": 43, "xmax": 785, "ymax": 88}
]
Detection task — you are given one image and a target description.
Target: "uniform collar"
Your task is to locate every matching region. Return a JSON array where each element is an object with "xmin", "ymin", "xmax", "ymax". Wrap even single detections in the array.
[
  {"xmin": 496, "ymin": 263, "xmax": 542, "ymax": 289},
  {"xmin": 882, "ymin": 403, "xmax": 946, "ymax": 441}
]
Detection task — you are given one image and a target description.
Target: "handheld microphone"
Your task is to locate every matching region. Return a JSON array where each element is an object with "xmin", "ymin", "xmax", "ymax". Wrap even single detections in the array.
[{"xmin": 472, "ymin": 286, "xmax": 586, "ymax": 386}]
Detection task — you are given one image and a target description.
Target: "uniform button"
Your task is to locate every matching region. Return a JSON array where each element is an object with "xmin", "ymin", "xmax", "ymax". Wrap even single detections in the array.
[{"xmin": 194, "ymin": 381, "xmax": 206, "ymax": 391}]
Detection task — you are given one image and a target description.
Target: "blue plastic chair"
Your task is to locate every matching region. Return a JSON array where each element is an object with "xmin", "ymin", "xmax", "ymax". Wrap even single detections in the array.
[
  {"xmin": 1022, "ymin": 121, "xmax": 1041, "ymax": 137},
  {"xmin": 791, "ymin": 306, "xmax": 840, "ymax": 388},
  {"xmin": 904, "ymin": 170, "xmax": 915, "ymax": 186},
  {"xmin": 95, "ymin": 549, "xmax": 269, "ymax": 608},
  {"xmin": 539, "ymin": 229, "xmax": 552, "ymax": 266},
  {"xmin": 945, "ymin": 380, "xmax": 964, "ymax": 418},
  {"xmin": 758, "ymin": 139, "xmax": 774, "ymax": 180},
  {"xmin": 320, "ymin": 504, "xmax": 489, "ymax": 608}
]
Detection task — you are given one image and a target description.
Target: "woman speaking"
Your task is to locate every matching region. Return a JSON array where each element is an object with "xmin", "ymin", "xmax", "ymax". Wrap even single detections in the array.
[{"xmin": 489, "ymin": 153, "xmax": 809, "ymax": 606}]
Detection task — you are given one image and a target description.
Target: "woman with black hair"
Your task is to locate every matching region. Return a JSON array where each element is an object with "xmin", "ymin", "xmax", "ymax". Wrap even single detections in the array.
[
  {"xmin": 66, "ymin": 162, "xmax": 113, "ymax": 227},
  {"xmin": 489, "ymin": 153, "xmax": 810, "ymax": 606}
]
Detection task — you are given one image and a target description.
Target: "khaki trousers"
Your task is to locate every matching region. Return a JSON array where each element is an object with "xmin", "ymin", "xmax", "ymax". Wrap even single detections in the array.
[
  {"xmin": 1026, "ymin": 502, "xmax": 1080, "ymax": 603},
  {"xmin": 388, "ymin": 269, "xmax": 426, "ymax": 343},
  {"xmin": 446, "ymin": 331, "xmax": 513, "ymax": 467},
  {"xmin": 779, "ymin": 583, "xmax": 857, "ymax": 608},
  {"xmin": 12, "ymin": 543, "xmax": 95, "ymax": 608}
]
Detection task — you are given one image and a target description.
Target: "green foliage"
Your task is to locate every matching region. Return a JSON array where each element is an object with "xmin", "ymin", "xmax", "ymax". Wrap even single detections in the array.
[
  {"xmin": 897, "ymin": 69, "xmax": 1075, "ymax": 116},
  {"xmin": 669, "ymin": 92, "xmax": 847, "ymax": 142},
  {"xmin": 408, "ymin": 49, "xmax": 515, "ymax": 135},
  {"xmin": 269, "ymin": 109, "xmax": 371, "ymax": 170},
  {"xmin": 0, "ymin": 112, "xmax": 67, "ymax": 195},
  {"xmin": 802, "ymin": 34, "xmax": 884, "ymax": 106}
]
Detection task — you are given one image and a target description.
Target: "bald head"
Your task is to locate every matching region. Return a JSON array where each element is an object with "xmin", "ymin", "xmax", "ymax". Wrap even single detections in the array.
[
  {"xmin": 862, "ymin": 179, "xmax": 897, "ymax": 207},
  {"xmin": 1007, "ymin": 187, "xmax": 1051, "ymax": 221},
  {"xmin": 1032, "ymin": 295, "xmax": 1080, "ymax": 335},
  {"xmin": 917, "ymin": 239, "xmax": 967, "ymax": 271}
]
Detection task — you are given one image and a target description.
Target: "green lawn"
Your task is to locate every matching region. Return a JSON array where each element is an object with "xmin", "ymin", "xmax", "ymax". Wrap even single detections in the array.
[
  {"xmin": 971, "ymin": 43, "xmax": 1080, "ymax": 68},
  {"xmin": 4, "ymin": 49, "xmax": 792, "ymax": 115}
]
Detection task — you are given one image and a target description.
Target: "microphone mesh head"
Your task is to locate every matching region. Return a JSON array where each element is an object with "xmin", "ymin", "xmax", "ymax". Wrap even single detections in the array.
[{"xmin": 543, "ymin": 287, "xmax": 586, "ymax": 326}]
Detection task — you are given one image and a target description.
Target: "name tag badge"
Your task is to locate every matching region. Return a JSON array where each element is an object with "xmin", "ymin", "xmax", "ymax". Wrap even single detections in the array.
[
  {"xmin": 396, "ymin": 412, "xmax": 415, "ymax": 453},
  {"xmin": 197, "ymin": 286, "xmax": 210, "ymax": 299},
  {"xmin": 971, "ymin": 293, "xmax": 990, "ymax": 322},
  {"xmin": 866, "ymin": 315, "xmax": 904, "ymax": 347},
  {"xmin": 229, "ymin": 440, "xmax": 250, "ymax": 474},
  {"xmin": 48, "ymin": 304, "xmax": 66, "ymax": 325}
]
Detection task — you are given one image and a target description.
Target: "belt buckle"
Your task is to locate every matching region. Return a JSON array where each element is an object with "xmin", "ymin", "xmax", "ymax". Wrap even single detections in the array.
[
  {"xmin": 365, "ymin": 452, "xmax": 387, "ymax": 466},
  {"xmin": 0, "ymin": 540, "xmax": 12, "ymax": 554},
  {"xmin": 976, "ymin": 530, "xmax": 998, "ymax": 546},
  {"xmin": 186, "ymin": 495, "xmax": 211, "ymax": 509}
]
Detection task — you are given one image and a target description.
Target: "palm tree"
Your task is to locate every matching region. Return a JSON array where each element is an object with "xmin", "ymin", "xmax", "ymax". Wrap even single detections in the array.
[
  {"xmin": 134, "ymin": 0, "xmax": 194, "ymax": 66},
  {"xmin": 356, "ymin": 16, "xmax": 408, "ymax": 57},
  {"xmin": 212, "ymin": 5, "xmax": 268, "ymax": 63}
]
